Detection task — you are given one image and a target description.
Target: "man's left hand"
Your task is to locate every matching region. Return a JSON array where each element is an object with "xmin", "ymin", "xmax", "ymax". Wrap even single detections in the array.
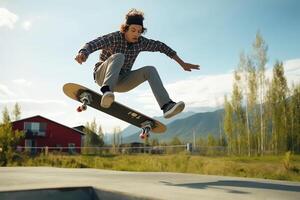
[{"xmin": 181, "ymin": 63, "xmax": 200, "ymax": 72}]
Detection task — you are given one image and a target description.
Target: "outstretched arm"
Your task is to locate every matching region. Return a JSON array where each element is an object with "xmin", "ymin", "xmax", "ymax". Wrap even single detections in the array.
[
  {"xmin": 173, "ymin": 54, "xmax": 200, "ymax": 72},
  {"xmin": 75, "ymin": 32, "xmax": 116, "ymax": 64},
  {"xmin": 140, "ymin": 37, "xmax": 200, "ymax": 71}
]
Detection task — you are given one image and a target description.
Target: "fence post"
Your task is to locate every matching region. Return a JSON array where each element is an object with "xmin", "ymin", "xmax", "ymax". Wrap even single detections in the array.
[
  {"xmin": 45, "ymin": 146, "xmax": 48, "ymax": 156},
  {"xmin": 186, "ymin": 143, "xmax": 192, "ymax": 153}
]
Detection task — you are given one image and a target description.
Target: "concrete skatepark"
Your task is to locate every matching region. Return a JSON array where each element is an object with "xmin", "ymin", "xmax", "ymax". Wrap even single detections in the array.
[{"xmin": 0, "ymin": 167, "xmax": 300, "ymax": 200}]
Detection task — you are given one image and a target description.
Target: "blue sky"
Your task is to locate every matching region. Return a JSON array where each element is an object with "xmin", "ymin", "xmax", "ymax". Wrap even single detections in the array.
[{"xmin": 1, "ymin": 0, "xmax": 300, "ymax": 132}]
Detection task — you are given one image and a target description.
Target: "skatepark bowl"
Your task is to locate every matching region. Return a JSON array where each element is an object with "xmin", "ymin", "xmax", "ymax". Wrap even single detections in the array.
[{"xmin": 0, "ymin": 186, "xmax": 153, "ymax": 200}]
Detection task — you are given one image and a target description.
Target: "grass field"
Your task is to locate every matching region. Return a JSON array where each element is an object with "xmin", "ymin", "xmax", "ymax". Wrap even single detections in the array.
[{"xmin": 10, "ymin": 153, "xmax": 300, "ymax": 182}]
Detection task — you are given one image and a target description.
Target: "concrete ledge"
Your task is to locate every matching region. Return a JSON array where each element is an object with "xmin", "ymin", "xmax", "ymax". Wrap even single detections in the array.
[{"xmin": 0, "ymin": 186, "xmax": 154, "ymax": 200}]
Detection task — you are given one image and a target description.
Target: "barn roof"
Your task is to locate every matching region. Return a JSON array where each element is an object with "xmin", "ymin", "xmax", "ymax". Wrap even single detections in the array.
[{"xmin": 12, "ymin": 115, "xmax": 85, "ymax": 135}]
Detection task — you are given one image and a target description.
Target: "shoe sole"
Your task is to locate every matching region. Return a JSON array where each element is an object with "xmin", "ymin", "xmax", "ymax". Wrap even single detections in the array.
[
  {"xmin": 164, "ymin": 101, "xmax": 185, "ymax": 119},
  {"xmin": 101, "ymin": 93, "xmax": 114, "ymax": 108}
]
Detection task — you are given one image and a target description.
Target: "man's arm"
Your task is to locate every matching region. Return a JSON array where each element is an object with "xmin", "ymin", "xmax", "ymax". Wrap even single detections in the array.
[
  {"xmin": 140, "ymin": 37, "xmax": 200, "ymax": 71},
  {"xmin": 172, "ymin": 54, "xmax": 200, "ymax": 72},
  {"xmin": 140, "ymin": 37, "xmax": 177, "ymax": 58},
  {"xmin": 75, "ymin": 32, "xmax": 116, "ymax": 64}
]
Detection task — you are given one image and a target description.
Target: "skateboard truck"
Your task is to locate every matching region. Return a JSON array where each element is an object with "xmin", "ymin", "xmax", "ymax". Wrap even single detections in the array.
[
  {"xmin": 77, "ymin": 92, "xmax": 92, "ymax": 112},
  {"xmin": 139, "ymin": 121, "xmax": 154, "ymax": 140}
]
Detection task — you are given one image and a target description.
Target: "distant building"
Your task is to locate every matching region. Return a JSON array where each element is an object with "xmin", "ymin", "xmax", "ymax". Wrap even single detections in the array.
[{"xmin": 12, "ymin": 115, "xmax": 85, "ymax": 154}]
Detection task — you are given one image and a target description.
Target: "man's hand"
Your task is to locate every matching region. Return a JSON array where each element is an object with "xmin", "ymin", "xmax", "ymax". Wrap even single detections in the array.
[
  {"xmin": 173, "ymin": 54, "xmax": 200, "ymax": 72},
  {"xmin": 75, "ymin": 53, "xmax": 87, "ymax": 64},
  {"xmin": 181, "ymin": 62, "xmax": 200, "ymax": 72}
]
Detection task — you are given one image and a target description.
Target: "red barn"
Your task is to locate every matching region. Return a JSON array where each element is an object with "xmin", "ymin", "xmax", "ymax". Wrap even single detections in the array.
[{"xmin": 12, "ymin": 115, "xmax": 85, "ymax": 154}]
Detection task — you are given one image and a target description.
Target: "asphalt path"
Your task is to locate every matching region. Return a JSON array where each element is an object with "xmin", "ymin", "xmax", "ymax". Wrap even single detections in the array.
[{"xmin": 0, "ymin": 167, "xmax": 299, "ymax": 199}]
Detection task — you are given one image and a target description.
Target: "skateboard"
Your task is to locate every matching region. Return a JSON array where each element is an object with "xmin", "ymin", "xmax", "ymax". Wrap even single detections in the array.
[{"xmin": 63, "ymin": 83, "xmax": 167, "ymax": 140}]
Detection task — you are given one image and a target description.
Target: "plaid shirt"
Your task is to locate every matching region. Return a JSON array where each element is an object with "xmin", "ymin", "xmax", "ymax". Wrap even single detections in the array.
[{"xmin": 79, "ymin": 31, "xmax": 177, "ymax": 72}]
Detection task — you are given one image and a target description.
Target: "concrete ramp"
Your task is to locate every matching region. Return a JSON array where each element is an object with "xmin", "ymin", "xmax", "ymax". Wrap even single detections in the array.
[
  {"xmin": 1, "ymin": 167, "xmax": 299, "ymax": 200},
  {"xmin": 0, "ymin": 187, "xmax": 147, "ymax": 200}
]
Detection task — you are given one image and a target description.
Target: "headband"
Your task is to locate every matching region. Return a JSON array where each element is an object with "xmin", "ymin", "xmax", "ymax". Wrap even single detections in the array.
[{"xmin": 126, "ymin": 16, "xmax": 143, "ymax": 26}]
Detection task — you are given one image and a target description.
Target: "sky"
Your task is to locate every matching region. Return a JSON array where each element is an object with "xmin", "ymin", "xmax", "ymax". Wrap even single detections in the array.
[{"xmin": 1, "ymin": 0, "xmax": 300, "ymax": 133}]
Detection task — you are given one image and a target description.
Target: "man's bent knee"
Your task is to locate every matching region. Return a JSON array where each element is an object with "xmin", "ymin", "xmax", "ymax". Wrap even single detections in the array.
[
  {"xmin": 112, "ymin": 53, "xmax": 125, "ymax": 63},
  {"xmin": 146, "ymin": 66, "xmax": 159, "ymax": 76}
]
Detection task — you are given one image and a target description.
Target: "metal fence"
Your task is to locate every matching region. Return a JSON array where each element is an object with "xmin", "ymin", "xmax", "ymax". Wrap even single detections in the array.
[{"xmin": 15, "ymin": 144, "xmax": 231, "ymax": 156}]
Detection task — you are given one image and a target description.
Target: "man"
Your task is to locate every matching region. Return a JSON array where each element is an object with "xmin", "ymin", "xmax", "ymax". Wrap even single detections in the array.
[{"xmin": 75, "ymin": 9, "xmax": 199, "ymax": 119}]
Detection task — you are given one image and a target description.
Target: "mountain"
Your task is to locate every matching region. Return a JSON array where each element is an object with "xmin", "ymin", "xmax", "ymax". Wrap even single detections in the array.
[
  {"xmin": 122, "ymin": 109, "xmax": 224, "ymax": 143},
  {"xmin": 105, "ymin": 111, "xmax": 196, "ymax": 144}
]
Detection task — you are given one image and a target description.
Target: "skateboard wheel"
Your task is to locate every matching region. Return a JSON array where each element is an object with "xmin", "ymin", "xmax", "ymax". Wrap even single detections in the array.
[
  {"xmin": 77, "ymin": 105, "xmax": 87, "ymax": 112},
  {"xmin": 82, "ymin": 105, "xmax": 87, "ymax": 111},
  {"xmin": 139, "ymin": 132, "xmax": 145, "ymax": 140},
  {"xmin": 77, "ymin": 106, "xmax": 82, "ymax": 112}
]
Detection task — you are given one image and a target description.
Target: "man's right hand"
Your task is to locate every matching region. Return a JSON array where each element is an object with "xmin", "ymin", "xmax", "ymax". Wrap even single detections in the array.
[{"xmin": 75, "ymin": 53, "xmax": 87, "ymax": 64}]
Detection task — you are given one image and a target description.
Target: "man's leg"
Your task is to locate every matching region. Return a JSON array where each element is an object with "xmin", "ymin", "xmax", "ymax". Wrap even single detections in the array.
[
  {"xmin": 114, "ymin": 66, "xmax": 171, "ymax": 108},
  {"xmin": 95, "ymin": 53, "xmax": 125, "ymax": 90},
  {"xmin": 94, "ymin": 53, "xmax": 125, "ymax": 108},
  {"xmin": 115, "ymin": 65, "xmax": 185, "ymax": 118}
]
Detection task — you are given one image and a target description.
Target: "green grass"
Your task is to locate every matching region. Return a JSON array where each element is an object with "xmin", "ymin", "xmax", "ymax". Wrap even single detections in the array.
[{"xmin": 9, "ymin": 153, "xmax": 300, "ymax": 182}]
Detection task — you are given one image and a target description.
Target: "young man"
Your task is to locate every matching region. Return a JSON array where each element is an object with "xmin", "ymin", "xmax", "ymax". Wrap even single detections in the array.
[{"xmin": 75, "ymin": 9, "xmax": 199, "ymax": 118}]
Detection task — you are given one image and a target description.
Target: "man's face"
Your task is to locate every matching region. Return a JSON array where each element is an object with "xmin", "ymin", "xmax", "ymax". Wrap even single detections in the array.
[{"xmin": 124, "ymin": 24, "xmax": 143, "ymax": 43}]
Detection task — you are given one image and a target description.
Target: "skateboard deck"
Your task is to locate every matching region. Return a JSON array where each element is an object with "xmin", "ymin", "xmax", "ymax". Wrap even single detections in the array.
[{"xmin": 63, "ymin": 83, "xmax": 167, "ymax": 135}]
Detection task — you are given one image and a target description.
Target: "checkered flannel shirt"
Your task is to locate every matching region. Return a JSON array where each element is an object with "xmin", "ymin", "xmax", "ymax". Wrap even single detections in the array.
[{"xmin": 79, "ymin": 31, "xmax": 177, "ymax": 73}]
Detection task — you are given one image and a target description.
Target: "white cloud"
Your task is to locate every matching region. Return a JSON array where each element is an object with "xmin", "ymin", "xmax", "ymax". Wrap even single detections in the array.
[
  {"xmin": 0, "ymin": 98, "xmax": 68, "ymax": 122},
  {"xmin": 135, "ymin": 73, "xmax": 233, "ymax": 113},
  {"xmin": 283, "ymin": 59, "xmax": 300, "ymax": 85},
  {"xmin": 22, "ymin": 20, "xmax": 32, "ymax": 31},
  {"xmin": 12, "ymin": 79, "xmax": 33, "ymax": 87},
  {"xmin": 135, "ymin": 59, "xmax": 300, "ymax": 112},
  {"xmin": 0, "ymin": 8, "xmax": 18, "ymax": 29},
  {"xmin": 0, "ymin": 83, "xmax": 16, "ymax": 97}
]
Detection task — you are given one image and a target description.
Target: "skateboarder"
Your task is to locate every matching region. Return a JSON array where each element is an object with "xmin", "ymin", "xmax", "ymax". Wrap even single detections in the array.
[{"xmin": 75, "ymin": 9, "xmax": 200, "ymax": 118}]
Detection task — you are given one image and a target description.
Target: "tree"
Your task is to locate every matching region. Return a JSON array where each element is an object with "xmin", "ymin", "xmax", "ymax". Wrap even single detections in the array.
[
  {"xmin": 12, "ymin": 103, "xmax": 21, "ymax": 121},
  {"xmin": 247, "ymin": 60, "xmax": 259, "ymax": 155},
  {"xmin": 112, "ymin": 126, "xmax": 121, "ymax": 148},
  {"xmin": 237, "ymin": 52, "xmax": 253, "ymax": 156},
  {"xmin": 0, "ymin": 107, "xmax": 24, "ymax": 166},
  {"xmin": 83, "ymin": 118, "xmax": 104, "ymax": 147},
  {"xmin": 207, "ymin": 134, "xmax": 217, "ymax": 146},
  {"xmin": 97, "ymin": 125, "xmax": 104, "ymax": 147},
  {"xmin": 170, "ymin": 136, "xmax": 182, "ymax": 145},
  {"xmin": 231, "ymin": 70, "xmax": 246, "ymax": 155},
  {"xmin": 289, "ymin": 84, "xmax": 300, "ymax": 153},
  {"xmin": 223, "ymin": 95, "xmax": 233, "ymax": 155},
  {"xmin": 252, "ymin": 31, "xmax": 268, "ymax": 155},
  {"xmin": 150, "ymin": 138, "xmax": 159, "ymax": 146},
  {"xmin": 269, "ymin": 61, "xmax": 289, "ymax": 154}
]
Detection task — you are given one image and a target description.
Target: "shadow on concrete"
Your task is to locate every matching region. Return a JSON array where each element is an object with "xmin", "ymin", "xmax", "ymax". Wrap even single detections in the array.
[
  {"xmin": 0, "ymin": 186, "xmax": 154, "ymax": 200},
  {"xmin": 160, "ymin": 180, "xmax": 300, "ymax": 193}
]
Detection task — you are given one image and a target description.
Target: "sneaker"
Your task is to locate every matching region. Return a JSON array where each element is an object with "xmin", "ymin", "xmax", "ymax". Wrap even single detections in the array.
[
  {"xmin": 163, "ymin": 101, "xmax": 185, "ymax": 118},
  {"xmin": 100, "ymin": 91, "xmax": 114, "ymax": 108}
]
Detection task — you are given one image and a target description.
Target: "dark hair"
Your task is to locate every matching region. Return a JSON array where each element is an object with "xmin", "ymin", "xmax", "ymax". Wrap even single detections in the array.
[{"xmin": 120, "ymin": 9, "xmax": 147, "ymax": 34}]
